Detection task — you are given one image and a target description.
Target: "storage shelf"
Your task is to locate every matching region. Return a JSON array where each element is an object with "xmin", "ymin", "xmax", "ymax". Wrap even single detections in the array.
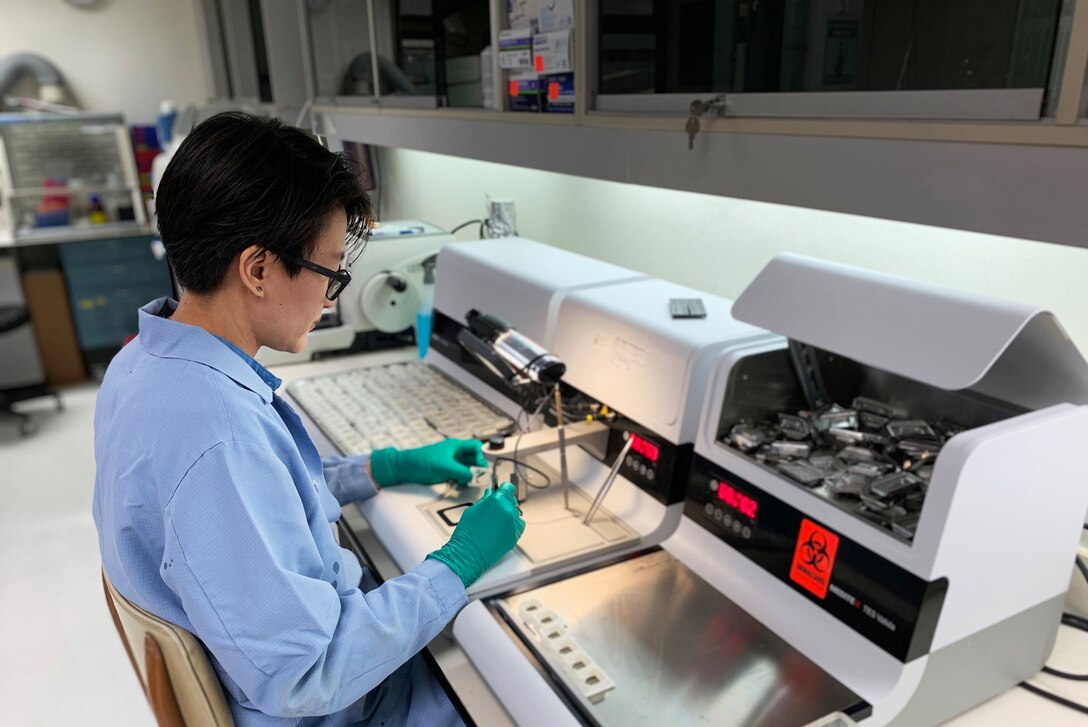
[{"xmin": 315, "ymin": 104, "xmax": 1088, "ymax": 251}]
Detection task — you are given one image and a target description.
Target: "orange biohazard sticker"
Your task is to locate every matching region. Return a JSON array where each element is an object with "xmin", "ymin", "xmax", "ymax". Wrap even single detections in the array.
[
  {"xmin": 534, "ymin": 55, "xmax": 545, "ymax": 72},
  {"xmin": 548, "ymin": 82, "xmax": 560, "ymax": 100},
  {"xmin": 790, "ymin": 518, "xmax": 840, "ymax": 599},
  {"xmin": 509, "ymin": 80, "xmax": 520, "ymax": 97}
]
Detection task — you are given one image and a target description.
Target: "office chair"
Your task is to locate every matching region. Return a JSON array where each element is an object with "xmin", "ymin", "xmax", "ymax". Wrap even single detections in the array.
[
  {"xmin": 0, "ymin": 304, "xmax": 43, "ymax": 436},
  {"xmin": 102, "ymin": 570, "xmax": 235, "ymax": 727}
]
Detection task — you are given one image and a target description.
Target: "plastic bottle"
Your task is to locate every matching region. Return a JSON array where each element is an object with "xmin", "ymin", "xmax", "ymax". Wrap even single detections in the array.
[
  {"xmin": 88, "ymin": 194, "xmax": 107, "ymax": 224},
  {"xmin": 416, "ymin": 256, "xmax": 437, "ymax": 359},
  {"xmin": 156, "ymin": 100, "xmax": 178, "ymax": 148}
]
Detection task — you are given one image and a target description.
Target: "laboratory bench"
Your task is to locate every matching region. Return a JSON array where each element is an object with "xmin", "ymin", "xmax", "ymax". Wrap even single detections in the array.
[{"xmin": 269, "ymin": 348, "xmax": 1088, "ymax": 727}]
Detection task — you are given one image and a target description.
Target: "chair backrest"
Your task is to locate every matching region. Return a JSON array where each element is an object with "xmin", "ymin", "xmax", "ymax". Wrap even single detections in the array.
[{"xmin": 102, "ymin": 570, "xmax": 235, "ymax": 727}]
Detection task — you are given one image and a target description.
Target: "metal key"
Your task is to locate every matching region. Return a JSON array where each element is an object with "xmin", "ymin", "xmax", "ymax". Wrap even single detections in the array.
[
  {"xmin": 686, "ymin": 115, "xmax": 700, "ymax": 150},
  {"xmin": 685, "ymin": 96, "xmax": 725, "ymax": 150}
]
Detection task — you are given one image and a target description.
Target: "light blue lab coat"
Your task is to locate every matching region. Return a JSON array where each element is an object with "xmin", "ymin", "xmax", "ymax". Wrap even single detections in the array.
[{"xmin": 93, "ymin": 298, "xmax": 467, "ymax": 726}]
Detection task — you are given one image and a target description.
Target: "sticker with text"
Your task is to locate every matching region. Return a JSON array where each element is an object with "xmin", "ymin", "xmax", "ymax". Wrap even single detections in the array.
[{"xmin": 790, "ymin": 518, "xmax": 840, "ymax": 599}]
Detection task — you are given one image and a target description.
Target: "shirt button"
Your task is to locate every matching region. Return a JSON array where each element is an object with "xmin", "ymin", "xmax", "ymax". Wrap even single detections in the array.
[{"xmin": 333, "ymin": 561, "xmax": 340, "ymax": 574}]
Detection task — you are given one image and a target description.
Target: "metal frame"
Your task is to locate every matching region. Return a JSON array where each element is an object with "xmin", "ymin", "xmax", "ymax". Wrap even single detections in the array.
[
  {"xmin": 217, "ymin": 0, "xmax": 263, "ymax": 103},
  {"xmin": 595, "ymin": 89, "xmax": 1046, "ymax": 121}
]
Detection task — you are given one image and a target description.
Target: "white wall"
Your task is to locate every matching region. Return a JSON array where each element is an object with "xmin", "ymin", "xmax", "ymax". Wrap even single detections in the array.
[
  {"xmin": 0, "ymin": 0, "xmax": 209, "ymax": 125},
  {"xmin": 378, "ymin": 147, "xmax": 1088, "ymax": 354}
]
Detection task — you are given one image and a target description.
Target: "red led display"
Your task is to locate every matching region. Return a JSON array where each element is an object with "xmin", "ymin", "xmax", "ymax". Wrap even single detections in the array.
[
  {"xmin": 717, "ymin": 480, "xmax": 759, "ymax": 519},
  {"xmin": 629, "ymin": 433, "xmax": 660, "ymax": 463}
]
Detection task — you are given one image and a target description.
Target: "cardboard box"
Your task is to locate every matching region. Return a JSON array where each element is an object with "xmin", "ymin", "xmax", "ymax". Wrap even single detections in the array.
[
  {"xmin": 22, "ymin": 270, "xmax": 86, "ymax": 385},
  {"xmin": 543, "ymin": 72, "xmax": 575, "ymax": 113},
  {"xmin": 532, "ymin": 29, "xmax": 573, "ymax": 74},
  {"xmin": 508, "ymin": 72, "xmax": 544, "ymax": 112}
]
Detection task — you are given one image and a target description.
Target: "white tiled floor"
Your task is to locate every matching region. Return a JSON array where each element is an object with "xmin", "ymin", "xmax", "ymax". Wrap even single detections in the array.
[{"xmin": 0, "ymin": 385, "xmax": 152, "ymax": 726}]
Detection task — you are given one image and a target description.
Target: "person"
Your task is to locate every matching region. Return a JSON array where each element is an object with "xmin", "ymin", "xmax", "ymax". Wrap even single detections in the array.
[{"xmin": 93, "ymin": 112, "xmax": 526, "ymax": 727}]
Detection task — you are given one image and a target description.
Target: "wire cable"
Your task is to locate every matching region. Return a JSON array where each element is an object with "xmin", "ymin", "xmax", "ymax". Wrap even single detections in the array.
[
  {"xmin": 512, "ymin": 391, "xmax": 550, "ymax": 488},
  {"xmin": 1018, "ymin": 682, "xmax": 1088, "ymax": 715},
  {"xmin": 490, "ymin": 455, "xmax": 552, "ymax": 490},
  {"xmin": 1040, "ymin": 613, "xmax": 1088, "ymax": 681},
  {"xmin": 450, "ymin": 219, "xmax": 484, "ymax": 235},
  {"xmin": 1018, "ymin": 557, "xmax": 1088, "ymax": 712}
]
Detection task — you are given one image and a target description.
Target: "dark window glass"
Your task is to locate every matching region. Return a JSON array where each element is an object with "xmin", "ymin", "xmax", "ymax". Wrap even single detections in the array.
[
  {"xmin": 308, "ymin": 0, "xmax": 375, "ymax": 98},
  {"xmin": 378, "ymin": 0, "xmax": 491, "ymax": 107},
  {"xmin": 599, "ymin": 0, "xmax": 1063, "ymax": 95},
  {"xmin": 312, "ymin": 1, "xmax": 490, "ymax": 107},
  {"xmin": 248, "ymin": 0, "xmax": 274, "ymax": 103}
]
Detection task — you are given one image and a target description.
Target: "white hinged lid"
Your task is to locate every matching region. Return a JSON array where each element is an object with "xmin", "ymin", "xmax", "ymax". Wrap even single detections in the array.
[
  {"xmin": 435, "ymin": 237, "xmax": 644, "ymax": 346},
  {"xmin": 554, "ymin": 278, "xmax": 767, "ymax": 441},
  {"xmin": 732, "ymin": 253, "xmax": 1088, "ymax": 410}
]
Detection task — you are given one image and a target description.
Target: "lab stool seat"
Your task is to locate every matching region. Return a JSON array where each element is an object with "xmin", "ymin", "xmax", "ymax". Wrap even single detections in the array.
[{"xmin": 102, "ymin": 570, "xmax": 235, "ymax": 727}]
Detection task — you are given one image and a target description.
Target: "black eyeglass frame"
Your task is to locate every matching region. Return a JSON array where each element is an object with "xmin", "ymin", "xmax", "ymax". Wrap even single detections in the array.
[{"xmin": 279, "ymin": 254, "xmax": 352, "ymax": 301}]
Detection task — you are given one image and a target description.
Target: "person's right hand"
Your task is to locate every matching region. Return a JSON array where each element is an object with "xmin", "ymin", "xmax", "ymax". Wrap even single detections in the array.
[{"xmin": 426, "ymin": 482, "xmax": 526, "ymax": 588}]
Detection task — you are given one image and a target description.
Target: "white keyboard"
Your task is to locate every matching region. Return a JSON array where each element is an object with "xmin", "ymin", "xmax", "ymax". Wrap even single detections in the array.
[{"xmin": 288, "ymin": 361, "xmax": 516, "ymax": 455}]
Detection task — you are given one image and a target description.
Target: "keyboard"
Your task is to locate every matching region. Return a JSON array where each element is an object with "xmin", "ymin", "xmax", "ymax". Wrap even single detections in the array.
[{"xmin": 288, "ymin": 361, "xmax": 516, "ymax": 455}]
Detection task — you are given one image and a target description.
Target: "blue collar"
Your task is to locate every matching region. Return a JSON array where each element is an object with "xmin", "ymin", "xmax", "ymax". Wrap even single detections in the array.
[
  {"xmin": 213, "ymin": 336, "xmax": 282, "ymax": 392},
  {"xmin": 136, "ymin": 298, "xmax": 280, "ymax": 403}
]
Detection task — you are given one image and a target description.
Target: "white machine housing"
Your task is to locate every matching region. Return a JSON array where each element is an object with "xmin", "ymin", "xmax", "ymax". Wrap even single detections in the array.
[
  {"xmin": 432, "ymin": 236, "xmax": 645, "ymax": 348},
  {"xmin": 553, "ymin": 277, "xmax": 770, "ymax": 446},
  {"xmin": 452, "ymin": 253, "xmax": 1088, "ymax": 727},
  {"xmin": 258, "ymin": 219, "xmax": 453, "ymax": 366},
  {"xmin": 357, "ymin": 239, "xmax": 775, "ymax": 597},
  {"xmin": 672, "ymin": 253, "xmax": 1088, "ymax": 726}
]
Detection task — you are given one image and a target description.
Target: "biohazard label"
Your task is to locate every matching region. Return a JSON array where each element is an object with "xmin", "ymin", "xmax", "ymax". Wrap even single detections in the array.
[{"xmin": 790, "ymin": 518, "xmax": 840, "ymax": 599}]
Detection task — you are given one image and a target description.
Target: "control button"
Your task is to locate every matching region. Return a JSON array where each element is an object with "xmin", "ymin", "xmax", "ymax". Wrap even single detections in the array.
[
  {"xmin": 713, "ymin": 509, "xmax": 724, "ymax": 522},
  {"xmin": 732, "ymin": 520, "xmax": 742, "ymax": 533},
  {"xmin": 708, "ymin": 479, "xmax": 718, "ymax": 492},
  {"xmin": 742, "ymin": 526, "xmax": 752, "ymax": 539},
  {"xmin": 637, "ymin": 464, "xmax": 648, "ymax": 476},
  {"xmin": 625, "ymin": 456, "xmax": 635, "ymax": 468},
  {"xmin": 646, "ymin": 470, "xmax": 655, "ymax": 482},
  {"xmin": 723, "ymin": 514, "xmax": 732, "ymax": 528},
  {"xmin": 704, "ymin": 503, "xmax": 715, "ymax": 516}
]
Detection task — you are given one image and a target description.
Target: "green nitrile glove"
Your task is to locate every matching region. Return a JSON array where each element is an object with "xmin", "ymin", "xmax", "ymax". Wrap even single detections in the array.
[
  {"xmin": 427, "ymin": 482, "xmax": 526, "ymax": 588},
  {"xmin": 370, "ymin": 439, "xmax": 488, "ymax": 487}
]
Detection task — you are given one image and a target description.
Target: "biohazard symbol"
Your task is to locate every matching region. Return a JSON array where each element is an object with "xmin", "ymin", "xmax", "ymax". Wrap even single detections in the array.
[
  {"xmin": 800, "ymin": 531, "xmax": 832, "ymax": 573},
  {"xmin": 790, "ymin": 518, "xmax": 840, "ymax": 599}
]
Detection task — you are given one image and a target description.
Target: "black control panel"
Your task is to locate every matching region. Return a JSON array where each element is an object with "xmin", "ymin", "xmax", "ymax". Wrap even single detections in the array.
[
  {"xmin": 685, "ymin": 454, "xmax": 947, "ymax": 662},
  {"xmin": 604, "ymin": 423, "xmax": 690, "ymax": 506}
]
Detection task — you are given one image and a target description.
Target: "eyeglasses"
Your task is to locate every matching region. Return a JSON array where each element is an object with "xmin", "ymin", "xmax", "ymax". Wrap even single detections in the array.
[{"xmin": 279, "ymin": 254, "xmax": 352, "ymax": 301}]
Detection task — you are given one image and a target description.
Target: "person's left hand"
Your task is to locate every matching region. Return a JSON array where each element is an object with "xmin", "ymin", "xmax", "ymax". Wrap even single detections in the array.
[{"xmin": 369, "ymin": 439, "xmax": 488, "ymax": 487}]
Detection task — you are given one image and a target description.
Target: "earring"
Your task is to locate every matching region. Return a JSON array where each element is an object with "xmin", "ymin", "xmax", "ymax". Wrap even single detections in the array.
[{"xmin": 256, "ymin": 286, "xmax": 263, "ymax": 293}]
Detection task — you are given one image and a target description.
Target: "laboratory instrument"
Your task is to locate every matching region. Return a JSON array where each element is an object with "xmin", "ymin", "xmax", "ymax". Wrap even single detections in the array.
[
  {"xmin": 258, "ymin": 220, "xmax": 453, "ymax": 365},
  {"xmin": 454, "ymin": 253, "xmax": 1088, "ymax": 727},
  {"xmin": 296, "ymin": 237, "xmax": 774, "ymax": 600}
]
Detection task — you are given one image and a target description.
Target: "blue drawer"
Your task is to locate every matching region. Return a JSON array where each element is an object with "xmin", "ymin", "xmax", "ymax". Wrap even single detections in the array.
[{"xmin": 60, "ymin": 235, "xmax": 173, "ymax": 350}]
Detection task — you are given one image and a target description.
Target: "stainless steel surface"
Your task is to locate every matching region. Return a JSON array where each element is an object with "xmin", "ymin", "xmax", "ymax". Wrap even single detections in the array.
[
  {"xmin": 494, "ymin": 550, "xmax": 863, "ymax": 727},
  {"xmin": 582, "ymin": 436, "xmax": 632, "ymax": 525}
]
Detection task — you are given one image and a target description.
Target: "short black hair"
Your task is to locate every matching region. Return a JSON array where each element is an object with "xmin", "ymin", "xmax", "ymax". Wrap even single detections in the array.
[{"xmin": 156, "ymin": 112, "xmax": 373, "ymax": 293}]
